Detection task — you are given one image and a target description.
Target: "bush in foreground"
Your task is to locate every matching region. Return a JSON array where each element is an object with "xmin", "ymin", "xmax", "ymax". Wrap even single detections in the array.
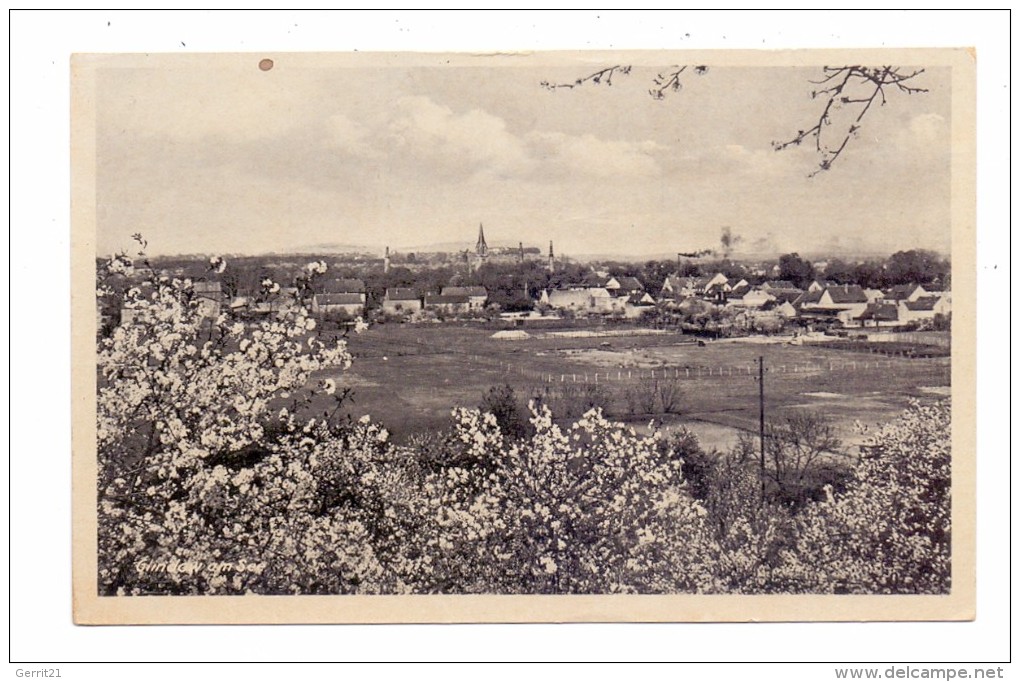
[{"xmin": 96, "ymin": 248, "xmax": 952, "ymax": 595}]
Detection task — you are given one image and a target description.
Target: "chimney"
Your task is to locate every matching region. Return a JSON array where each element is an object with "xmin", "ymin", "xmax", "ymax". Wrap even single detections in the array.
[{"xmin": 384, "ymin": 246, "xmax": 390, "ymax": 274}]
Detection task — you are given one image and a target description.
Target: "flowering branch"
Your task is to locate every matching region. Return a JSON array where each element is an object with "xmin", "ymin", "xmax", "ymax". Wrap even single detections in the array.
[
  {"xmin": 772, "ymin": 65, "xmax": 928, "ymax": 176},
  {"xmin": 540, "ymin": 65, "xmax": 632, "ymax": 90}
]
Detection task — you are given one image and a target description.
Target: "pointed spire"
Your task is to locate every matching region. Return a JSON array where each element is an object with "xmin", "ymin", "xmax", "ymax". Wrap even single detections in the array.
[{"xmin": 475, "ymin": 222, "xmax": 488, "ymax": 258}]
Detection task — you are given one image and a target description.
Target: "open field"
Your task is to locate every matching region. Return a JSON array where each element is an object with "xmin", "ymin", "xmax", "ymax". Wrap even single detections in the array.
[{"xmin": 311, "ymin": 324, "xmax": 951, "ymax": 453}]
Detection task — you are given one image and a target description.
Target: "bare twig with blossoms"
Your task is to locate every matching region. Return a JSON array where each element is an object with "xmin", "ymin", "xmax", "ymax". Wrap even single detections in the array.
[
  {"xmin": 540, "ymin": 65, "xmax": 632, "ymax": 90},
  {"xmin": 648, "ymin": 64, "xmax": 709, "ymax": 100},
  {"xmin": 540, "ymin": 64, "xmax": 708, "ymax": 99},
  {"xmin": 772, "ymin": 65, "xmax": 928, "ymax": 176}
]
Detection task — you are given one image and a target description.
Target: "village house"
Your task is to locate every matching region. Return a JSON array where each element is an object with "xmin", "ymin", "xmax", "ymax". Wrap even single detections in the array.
[
  {"xmin": 854, "ymin": 292, "xmax": 951, "ymax": 328},
  {"xmin": 608, "ymin": 276, "xmax": 646, "ymax": 298},
  {"xmin": 382, "ymin": 288, "xmax": 423, "ymax": 314},
  {"xmin": 659, "ymin": 272, "xmax": 730, "ymax": 301},
  {"xmin": 424, "ymin": 293, "xmax": 471, "ymax": 315},
  {"xmin": 898, "ymin": 294, "xmax": 952, "ymax": 324},
  {"xmin": 761, "ymin": 280, "xmax": 799, "ymax": 293},
  {"xmin": 806, "ymin": 279, "xmax": 837, "ymax": 293},
  {"xmin": 229, "ymin": 287, "xmax": 302, "ymax": 318},
  {"xmin": 623, "ymin": 292, "xmax": 656, "ymax": 318},
  {"xmin": 764, "ymin": 299, "xmax": 798, "ymax": 319},
  {"xmin": 883, "ymin": 283, "xmax": 929, "ymax": 303},
  {"xmin": 854, "ymin": 302, "xmax": 902, "ymax": 328},
  {"xmin": 542, "ymin": 287, "xmax": 619, "ymax": 313},
  {"xmin": 322, "ymin": 278, "xmax": 367, "ymax": 303},
  {"xmin": 727, "ymin": 286, "xmax": 776, "ymax": 309},
  {"xmin": 311, "ymin": 293, "xmax": 364, "ymax": 317},
  {"xmin": 440, "ymin": 285, "xmax": 488, "ymax": 309},
  {"xmin": 582, "ymin": 272, "xmax": 613, "ymax": 289},
  {"xmin": 797, "ymin": 284, "xmax": 869, "ymax": 326},
  {"xmin": 659, "ymin": 275, "xmax": 695, "ymax": 300}
]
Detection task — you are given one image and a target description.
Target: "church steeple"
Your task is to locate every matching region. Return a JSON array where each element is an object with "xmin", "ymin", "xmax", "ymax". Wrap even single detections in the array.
[
  {"xmin": 548, "ymin": 240, "xmax": 555, "ymax": 273},
  {"xmin": 475, "ymin": 222, "xmax": 488, "ymax": 259}
]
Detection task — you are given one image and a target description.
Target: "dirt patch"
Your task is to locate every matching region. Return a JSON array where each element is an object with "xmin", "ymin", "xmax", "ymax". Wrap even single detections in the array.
[{"xmin": 555, "ymin": 348, "xmax": 673, "ymax": 369}]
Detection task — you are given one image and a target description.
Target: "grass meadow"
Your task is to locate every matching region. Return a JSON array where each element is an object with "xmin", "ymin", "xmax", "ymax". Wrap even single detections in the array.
[{"xmin": 307, "ymin": 323, "xmax": 951, "ymax": 454}]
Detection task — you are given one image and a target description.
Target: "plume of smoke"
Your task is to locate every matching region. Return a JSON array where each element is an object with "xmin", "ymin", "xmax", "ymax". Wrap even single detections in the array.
[{"xmin": 719, "ymin": 227, "xmax": 743, "ymax": 258}]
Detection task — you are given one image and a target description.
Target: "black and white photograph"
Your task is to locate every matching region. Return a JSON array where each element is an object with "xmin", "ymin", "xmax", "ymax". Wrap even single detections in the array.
[{"xmin": 70, "ymin": 47, "xmax": 975, "ymax": 624}]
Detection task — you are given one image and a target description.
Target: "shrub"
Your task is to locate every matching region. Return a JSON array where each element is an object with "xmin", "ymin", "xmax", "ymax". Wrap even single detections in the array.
[
  {"xmin": 97, "ymin": 248, "xmax": 369, "ymax": 594},
  {"xmin": 96, "ymin": 244, "xmax": 952, "ymax": 596},
  {"xmin": 764, "ymin": 412, "xmax": 843, "ymax": 509},
  {"xmin": 479, "ymin": 384, "xmax": 534, "ymax": 441},
  {"xmin": 775, "ymin": 401, "xmax": 951, "ymax": 594}
]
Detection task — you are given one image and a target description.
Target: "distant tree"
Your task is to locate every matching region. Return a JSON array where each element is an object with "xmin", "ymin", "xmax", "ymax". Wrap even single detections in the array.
[
  {"xmin": 711, "ymin": 259, "xmax": 750, "ymax": 281},
  {"xmin": 676, "ymin": 260, "xmax": 702, "ymax": 277},
  {"xmin": 822, "ymin": 258, "xmax": 855, "ymax": 284},
  {"xmin": 851, "ymin": 260, "xmax": 888, "ymax": 290},
  {"xmin": 765, "ymin": 412, "xmax": 843, "ymax": 509},
  {"xmin": 642, "ymin": 259, "xmax": 675, "ymax": 294},
  {"xmin": 885, "ymin": 249, "xmax": 949, "ymax": 286},
  {"xmin": 778, "ymin": 253, "xmax": 815, "ymax": 288},
  {"xmin": 479, "ymin": 384, "xmax": 533, "ymax": 441},
  {"xmin": 548, "ymin": 262, "xmax": 589, "ymax": 289}
]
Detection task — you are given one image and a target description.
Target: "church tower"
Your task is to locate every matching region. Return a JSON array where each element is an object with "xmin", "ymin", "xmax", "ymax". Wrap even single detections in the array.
[
  {"xmin": 548, "ymin": 240, "xmax": 555, "ymax": 273},
  {"xmin": 475, "ymin": 223, "xmax": 488, "ymax": 260}
]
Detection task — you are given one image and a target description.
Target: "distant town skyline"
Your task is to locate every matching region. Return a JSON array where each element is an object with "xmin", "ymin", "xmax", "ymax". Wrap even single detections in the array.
[{"xmin": 96, "ymin": 53, "xmax": 953, "ymax": 259}]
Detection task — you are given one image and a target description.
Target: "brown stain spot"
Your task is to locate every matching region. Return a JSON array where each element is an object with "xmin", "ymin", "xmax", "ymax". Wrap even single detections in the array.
[{"xmin": 258, "ymin": 58, "xmax": 274, "ymax": 71}]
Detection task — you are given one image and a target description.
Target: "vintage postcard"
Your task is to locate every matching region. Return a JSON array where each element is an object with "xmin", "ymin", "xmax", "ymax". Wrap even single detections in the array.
[{"xmin": 71, "ymin": 48, "xmax": 975, "ymax": 623}]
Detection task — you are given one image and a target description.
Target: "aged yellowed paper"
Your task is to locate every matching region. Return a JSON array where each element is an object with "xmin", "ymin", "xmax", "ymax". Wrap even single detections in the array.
[{"xmin": 72, "ymin": 48, "xmax": 975, "ymax": 623}]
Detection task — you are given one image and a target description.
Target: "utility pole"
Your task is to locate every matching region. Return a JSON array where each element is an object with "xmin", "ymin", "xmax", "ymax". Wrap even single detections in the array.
[{"xmin": 758, "ymin": 355, "xmax": 766, "ymax": 504}]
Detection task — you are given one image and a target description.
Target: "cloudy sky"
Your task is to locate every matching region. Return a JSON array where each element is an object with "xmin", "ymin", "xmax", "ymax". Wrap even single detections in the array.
[{"xmin": 95, "ymin": 53, "xmax": 952, "ymax": 259}]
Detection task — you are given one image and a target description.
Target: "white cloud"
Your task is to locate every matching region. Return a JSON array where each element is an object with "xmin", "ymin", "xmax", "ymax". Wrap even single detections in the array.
[
  {"xmin": 327, "ymin": 94, "xmax": 666, "ymax": 181},
  {"xmin": 527, "ymin": 131, "xmax": 662, "ymax": 178},
  {"xmin": 908, "ymin": 112, "xmax": 947, "ymax": 144},
  {"xmin": 386, "ymin": 95, "xmax": 532, "ymax": 175},
  {"xmin": 325, "ymin": 114, "xmax": 375, "ymax": 157}
]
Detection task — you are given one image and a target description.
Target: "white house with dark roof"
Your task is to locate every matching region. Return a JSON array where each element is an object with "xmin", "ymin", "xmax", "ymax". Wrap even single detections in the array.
[
  {"xmin": 323, "ymin": 278, "xmax": 367, "ymax": 303},
  {"xmin": 798, "ymin": 284, "xmax": 869, "ymax": 326},
  {"xmin": 883, "ymin": 283, "xmax": 928, "ymax": 303},
  {"xmin": 441, "ymin": 286, "xmax": 488, "ymax": 309},
  {"xmin": 382, "ymin": 288, "xmax": 422, "ymax": 313},
  {"xmin": 807, "ymin": 279, "xmax": 837, "ymax": 293},
  {"xmin": 542, "ymin": 287, "xmax": 620, "ymax": 313},
  {"xmin": 727, "ymin": 286, "xmax": 776, "ymax": 309},
  {"xmin": 899, "ymin": 295, "xmax": 951, "ymax": 323},
  {"xmin": 312, "ymin": 293, "xmax": 364, "ymax": 316},
  {"xmin": 425, "ymin": 293, "xmax": 471, "ymax": 314},
  {"xmin": 855, "ymin": 302, "xmax": 902, "ymax": 328},
  {"xmin": 761, "ymin": 280, "xmax": 798, "ymax": 292},
  {"xmin": 609, "ymin": 276, "xmax": 645, "ymax": 297}
]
